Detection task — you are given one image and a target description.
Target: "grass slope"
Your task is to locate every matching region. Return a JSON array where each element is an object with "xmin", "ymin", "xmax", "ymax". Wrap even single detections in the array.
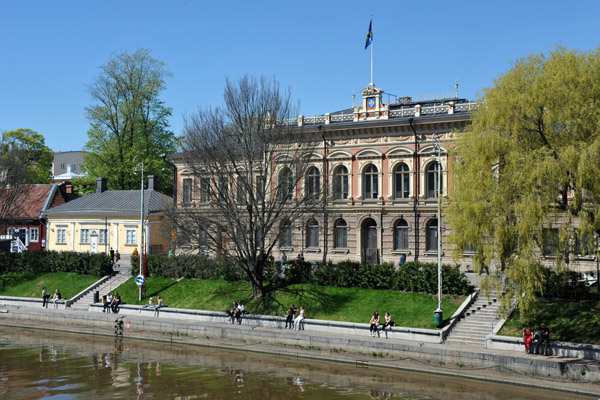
[
  {"xmin": 499, "ymin": 298, "xmax": 600, "ymax": 345},
  {"xmin": 0, "ymin": 272, "xmax": 101, "ymax": 299},
  {"xmin": 117, "ymin": 277, "xmax": 463, "ymax": 329}
]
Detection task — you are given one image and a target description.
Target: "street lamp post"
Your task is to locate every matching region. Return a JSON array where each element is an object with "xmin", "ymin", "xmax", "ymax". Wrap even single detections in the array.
[
  {"xmin": 134, "ymin": 156, "xmax": 145, "ymax": 302},
  {"xmin": 432, "ymin": 135, "xmax": 443, "ymax": 327}
]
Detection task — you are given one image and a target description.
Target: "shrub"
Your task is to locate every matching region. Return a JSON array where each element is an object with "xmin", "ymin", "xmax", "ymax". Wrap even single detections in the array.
[{"xmin": 0, "ymin": 251, "xmax": 111, "ymax": 276}]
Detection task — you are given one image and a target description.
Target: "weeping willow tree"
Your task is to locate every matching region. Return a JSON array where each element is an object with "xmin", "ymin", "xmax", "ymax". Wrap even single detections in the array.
[{"xmin": 446, "ymin": 47, "xmax": 600, "ymax": 319}]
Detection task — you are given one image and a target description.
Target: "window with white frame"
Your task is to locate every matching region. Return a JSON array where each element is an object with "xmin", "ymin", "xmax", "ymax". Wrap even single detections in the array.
[
  {"xmin": 99, "ymin": 229, "xmax": 108, "ymax": 245},
  {"xmin": 394, "ymin": 219, "xmax": 409, "ymax": 250},
  {"xmin": 80, "ymin": 229, "xmax": 90, "ymax": 244},
  {"xmin": 426, "ymin": 162, "xmax": 442, "ymax": 198},
  {"xmin": 306, "ymin": 218, "xmax": 319, "ymax": 248},
  {"xmin": 542, "ymin": 228, "xmax": 559, "ymax": 256},
  {"xmin": 394, "ymin": 163, "xmax": 410, "ymax": 199},
  {"xmin": 363, "ymin": 164, "xmax": 379, "ymax": 199},
  {"xmin": 126, "ymin": 228, "xmax": 137, "ymax": 245},
  {"xmin": 182, "ymin": 178, "xmax": 193, "ymax": 203},
  {"xmin": 333, "ymin": 165, "xmax": 349, "ymax": 200},
  {"xmin": 30, "ymin": 228, "xmax": 39, "ymax": 242},
  {"xmin": 334, "ymin": 219, "xmax": 348, "ymax": 248},
  {"xmin": 57, "ymin": 227, "xmax": 67, "ymax": 244}
]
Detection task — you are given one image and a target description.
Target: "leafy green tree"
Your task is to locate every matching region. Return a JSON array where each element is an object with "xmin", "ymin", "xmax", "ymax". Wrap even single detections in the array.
[
  {"xmin": 446, "ymin": 47, "xmax": 600, "ymax": 318},
  {"xmin": 2, "ymin": 129, "xmax": 53, "ymax": 183},
  {"xmin": 83, "ymin": 48, "xmax": 177, "ymax": 195}
]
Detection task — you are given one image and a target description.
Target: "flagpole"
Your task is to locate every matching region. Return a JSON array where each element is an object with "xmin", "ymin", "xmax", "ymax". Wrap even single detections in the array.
[{"xmin": 370, "ymin": 14, "xmax": 373, "ymax": 85}]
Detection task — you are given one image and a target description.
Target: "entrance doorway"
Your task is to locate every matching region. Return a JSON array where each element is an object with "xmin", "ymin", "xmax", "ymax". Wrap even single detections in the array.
[{"xmin": 362, "ymin": 218, "xmax": 378, "ymax": 264}]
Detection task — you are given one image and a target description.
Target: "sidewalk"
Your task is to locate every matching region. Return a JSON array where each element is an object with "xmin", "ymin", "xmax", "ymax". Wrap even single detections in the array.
[{"xmin": 0, "ymin": 303, "xmax": 598, "ymax": 397}]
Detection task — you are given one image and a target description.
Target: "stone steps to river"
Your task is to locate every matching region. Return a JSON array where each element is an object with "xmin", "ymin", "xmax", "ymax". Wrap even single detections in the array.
[{"xmin": 445, "ymin": 290, "xmax": 501, "ymax": 347}]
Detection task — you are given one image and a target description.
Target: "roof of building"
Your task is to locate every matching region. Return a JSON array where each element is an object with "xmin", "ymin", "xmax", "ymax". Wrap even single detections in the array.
[
  {"xmin": 2, "ymin": 184, "xmax": 65, "ymax": 219},
  {"xmin": 44, "ymin": 189, "xmax": 172, "ymax": 217}
]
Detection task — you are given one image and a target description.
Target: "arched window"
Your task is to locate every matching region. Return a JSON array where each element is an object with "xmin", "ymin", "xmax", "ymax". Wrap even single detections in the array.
[
  {"xmin": 333, "ymin": 165, "xmax": 349, "ymax": 200},
  {"xmin": 277, "ymin": 168, "xmax": 294, "ymax": 201},
  {"xmin": 305, "ymin": 166, "xmax": 321, "ymax": 199},
  {"xmin": 393, "ymin": 163, "xmax": 410, "ymax": 199},
  {"xmin": 363, "ymin": 218, "xmax": 377, "ymax": 249},
  {"xmin": 279, "ymin": 220, "xmax": 292, "ymax": 248},
  {"xmin": 334, "ymin": 219, "xmax": 348, "ymax": 248},
  {"xmin": 426, "ymin": 162, "xmax": 442, "ymax": 198},
  {"xmin": 306, "ymin": 218, "xmax": 319, "ymax": 248},
  {"xmin": 394, "ymin": 219, "xmax": 409, "ymax": 250},
  {"xmin": 363, "ymin": 164, "xmax": 378, "ymax": 199},
  {"xmin": 426, "ymin": 219, "xmax": 438, "ymax": 251}
]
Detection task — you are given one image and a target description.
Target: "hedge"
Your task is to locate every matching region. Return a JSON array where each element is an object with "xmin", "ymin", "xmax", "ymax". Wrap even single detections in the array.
[
  {"xmin": 132, "ymin": 255, "xmax": 472, "ymax": 295},
  {"xmin": 0, "ymin": 250, "xmax": 112, "ymax": 276}
]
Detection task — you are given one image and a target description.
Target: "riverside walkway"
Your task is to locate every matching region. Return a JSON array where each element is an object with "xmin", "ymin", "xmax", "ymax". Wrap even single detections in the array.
[{"xmin": 0, "ymin": 302, "xmax": 599, "ymax": 397}]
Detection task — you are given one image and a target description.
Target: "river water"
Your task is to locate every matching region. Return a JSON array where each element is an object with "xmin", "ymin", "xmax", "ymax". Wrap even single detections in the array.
[{"xmin": 0, "ymin": 326, "xmax": 592, "ymax": 399}]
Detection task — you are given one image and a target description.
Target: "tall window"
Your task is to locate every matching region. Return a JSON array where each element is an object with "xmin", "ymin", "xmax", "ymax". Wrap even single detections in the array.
[
  {"xmin": 426, "ymin": 162, "xmax": 442, "ymax": 198},
  {"xmin": 575, "ymin": 231, "xmax": 592, "ymax": 256},
  {"xmin": 182, "ymin": 178, "xmax": 193, "ymax": 203},
  {"xmin": 364, "ymin": 218, "xmax": 377, "ymax": 248},
  {"xmin": 543, "ymin": 228, "xmax": 559, "ymax": 256},
  {"xmin": 29, "ymin": 228, "xmax": 39, "ymax": 243},
  {"xmin": 394, "ymin": 163, "xmax": 410, "ymax": 199},
  {"xmin": 280, "ymin": 220, "xmax": 292, "ymax": 248},
  {"xmin": 305, "ymin": 166, "xmax": 321, "ymax": 199},
  {"xmin": 364, "ymin": 164, "xmax": 378, "ymax": 199},
  {"xmin": 218, "ymin": 177, "xmax": 229, "ymax": 201},
  {"xmin": 306, "ymin": 218, "xmax": 319, "ymax": 248},
  {"xmin": 57, "ymin": 227, "xmax": 67, "ymax": 244},
  {"xmin": 126, "ymin": 228, "xmax": 137, "ymax": 245},
  {"xmin": 256, "ymin": 175, "xmax": 265, "ymax": 200},
  {"xmin": 99, "ymin": 229, "xmax": 108, "ymax": 245},
  {"xmin": 277, "ymin": 168, "xmax": 294, "ymax": 201},
  {"xmin": 394, "ymin": 219, "xmax": 409, "ymax": 250},
  {"xmin": 334, "ymin": 219, "xmax": 348, "ymax": 248},
  {"xmin": 200, "ymin": 178, "xmax": 211, "ymax": 203},
  {"xmin": 426, "ymin": 219, "xmax": 438, "ymax": 251},
  {"xmin": 80, "ymin": 229, "xmax": 90, "ymax": 244},
  {"xmin": 333, "ymin": 165, "xmax": 349, "ymax": 200},
  {"xmin": 237, "ymin": 175, "xmax": 248, "ymax": 203}
]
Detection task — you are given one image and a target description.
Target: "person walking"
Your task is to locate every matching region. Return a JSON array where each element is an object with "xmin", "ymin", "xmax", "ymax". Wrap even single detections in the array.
[
  {"xmin": 280, "ymin": 251, "xmax": 287, "ymax": 270},
  {"xmin": 42, "ymin": 287, "xmax": 50, "ymax": 308},
  {"xmin": 110, "ymin": 247, "xmax": 115, "ymax": 267}
]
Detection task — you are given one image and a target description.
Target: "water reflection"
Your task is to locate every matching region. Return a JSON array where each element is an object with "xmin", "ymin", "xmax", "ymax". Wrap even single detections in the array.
[{"xmin": 0, "ymin": 326, "xmax": 593, "ymax": 399}]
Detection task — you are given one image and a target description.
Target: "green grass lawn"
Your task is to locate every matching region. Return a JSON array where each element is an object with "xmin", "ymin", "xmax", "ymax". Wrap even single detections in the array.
[
  {"xmin": 117, "ymin": 277, "xmax": 464, "ymax": 329},
  {"xmin": 499, "ymin": 297, "xmax": 600, "ymax": 345},
  {"xmin": 0, "ymin": 272, "xmax": 101, "ymax": 299}
]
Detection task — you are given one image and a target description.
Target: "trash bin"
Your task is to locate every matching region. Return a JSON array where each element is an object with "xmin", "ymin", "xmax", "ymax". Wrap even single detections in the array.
[
  {"xmin": 93, "ymin": 291, "xmax": 100, "ymax": 303},
  {"xmin": 434, "ymin": 309, "xmax": 443, "ymax": 328}
]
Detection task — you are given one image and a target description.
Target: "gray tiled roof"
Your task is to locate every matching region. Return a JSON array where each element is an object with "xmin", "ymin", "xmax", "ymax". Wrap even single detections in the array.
[{"xmin": 44, "ymin": 190, "xmax": 172, "ymax": 217}]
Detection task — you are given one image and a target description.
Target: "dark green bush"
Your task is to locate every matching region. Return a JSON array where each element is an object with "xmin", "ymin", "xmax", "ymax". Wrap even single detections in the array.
[
  {"xmin": 132, "ymin": 254, "xmax": 472, "ymax": 296},
  {"xmin": 0, "ymin": 251, "xmax": 111, "ymax": 276},
  {"xmin": 539, "ymin": 268, "xmax": 592, "ymax": 300}
]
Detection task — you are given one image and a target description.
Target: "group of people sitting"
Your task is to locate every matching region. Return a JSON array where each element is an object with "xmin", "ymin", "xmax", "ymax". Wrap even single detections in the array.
[
  {"xmin": 284, "ymin": 304, "xmax": 306, "ymax": 330},
  {"xmin": 102, "ymin": 292, "xmax": 121, "ymax": 313},
  {"xmin": 523, "ymin": 323, "xmax": 551, "ymax": 355},
  {"xmin": 227, "ymin": 300, "xmax": 247, "ymax": 324},
  {"xmin": 369, "ymin": 311, "xmax": 395, "ymax": 337},
  {"xmin": 143, "ymin": 296, "xmax": 165, "ymax": 316},
  {"xmin": 41, "ymin": 287, "xmax": 62, "ymax": 309}
]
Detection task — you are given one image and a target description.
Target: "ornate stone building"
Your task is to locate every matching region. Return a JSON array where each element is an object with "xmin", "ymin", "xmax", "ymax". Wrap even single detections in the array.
[{"xmin": 170, "ymin": 83, "xmax": 477, "ymax": 268}]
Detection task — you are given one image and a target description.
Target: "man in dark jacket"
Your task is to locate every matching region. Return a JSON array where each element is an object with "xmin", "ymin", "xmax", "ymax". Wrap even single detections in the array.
[{"xmin": 535, "ymin": 323, "xmax": 551, "ymax": 356}]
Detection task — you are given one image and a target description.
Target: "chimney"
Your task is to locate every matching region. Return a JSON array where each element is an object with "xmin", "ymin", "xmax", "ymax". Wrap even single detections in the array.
[
  {"xmin": 96, "ymin": 177, "xmax": 107, "ymax": 193},
  {"xmin": 147, "ymin": 175, "xmax": 159, "ymax": 191},
  {"xmin": 65, "ymin": 184, "xmax": 73, "ymax": 194}
]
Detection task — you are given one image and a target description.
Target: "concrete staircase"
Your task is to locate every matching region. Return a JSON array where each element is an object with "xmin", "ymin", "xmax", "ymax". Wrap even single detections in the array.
[
  {"xmin": 69, "ymin": 264, "xmax": 131, "ymax": 310},
  {"xmin": 445, "ymin": 290, "xmax": 501, "ymax": 347}
]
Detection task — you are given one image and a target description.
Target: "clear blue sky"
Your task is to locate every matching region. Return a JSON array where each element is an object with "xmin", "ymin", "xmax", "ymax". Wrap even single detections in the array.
[{"xmin": 2, "ymin": 1, "xmax": 599, "ymax": 152}]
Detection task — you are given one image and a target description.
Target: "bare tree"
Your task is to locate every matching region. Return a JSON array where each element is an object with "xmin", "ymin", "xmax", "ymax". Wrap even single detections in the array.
[
  {"xmin": 175, "ymin": 75, "xmax": 320, "ymax": 299},
  {"xmin": 0, "ymin": 138, "xmax": 32, "ymax": 233}
]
